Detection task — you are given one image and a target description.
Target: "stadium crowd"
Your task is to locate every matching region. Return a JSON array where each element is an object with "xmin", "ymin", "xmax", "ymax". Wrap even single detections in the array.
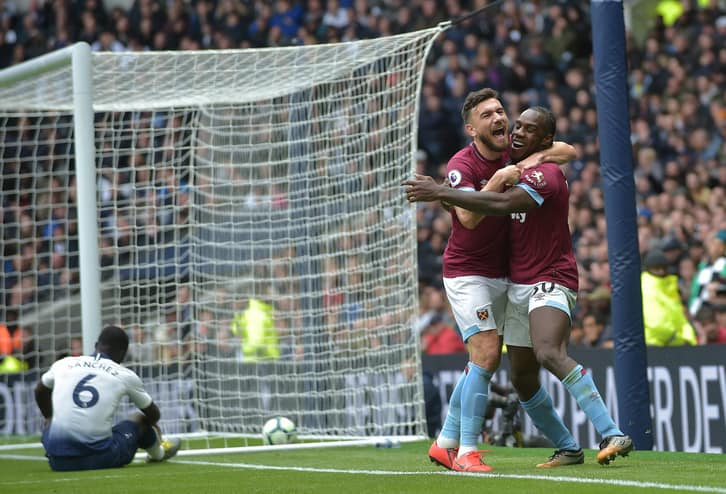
[{"xmin": 1, "ymin": 0, "xmax": 726, "ymax": 370}]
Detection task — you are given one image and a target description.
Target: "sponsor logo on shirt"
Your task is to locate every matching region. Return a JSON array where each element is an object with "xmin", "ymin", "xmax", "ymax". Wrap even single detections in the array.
[{"xmin": 511, "ymin": 212, "xmax": 526, "ymax": 223}]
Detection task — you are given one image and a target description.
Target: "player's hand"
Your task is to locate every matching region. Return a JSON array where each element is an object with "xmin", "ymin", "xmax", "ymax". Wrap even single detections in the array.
[
  {"xmin": 493, "ymin": 165, "xmax": 521, "ymax": 186},
  {"xmin": 402, "ymin": 174, "xmax": 443, "ymax": 202},
  {"xmin": 440, "ymin": 177, "xmax": 452, "ymax": 210},
  {"xmin": 516, "ymin": 152, "xmax": 543, "ymax": 170}
]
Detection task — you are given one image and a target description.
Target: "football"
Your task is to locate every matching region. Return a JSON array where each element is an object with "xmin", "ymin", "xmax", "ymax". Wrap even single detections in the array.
[{"xmin": 262, "ymin": 416, "xmax": 297, "ymax": 445}]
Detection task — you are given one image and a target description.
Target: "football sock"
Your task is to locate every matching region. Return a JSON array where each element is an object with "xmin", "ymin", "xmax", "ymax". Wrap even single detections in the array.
[
  {"xmin": 520, "ymin": 386, "xmax": 579, "ymax": 451},
  {"xmin": 563, "ymin": 364, "xmax": 623, "ymax": 438},
  {"xmin": 146, "ymin": 428, "xmax": 165, "ymax": 461},
  {"xmin": 437, "ymin": 369, "xmax": 465, "ymax": 449},
  {"xmin": 458, "ymin": 362, "xmax": 491, "ymax": 457}
]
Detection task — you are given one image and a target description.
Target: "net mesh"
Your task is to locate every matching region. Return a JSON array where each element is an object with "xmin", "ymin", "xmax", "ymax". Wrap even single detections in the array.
[{"xmin": 0, "ymin": 28, "xmax": 441, "ymax": 444}]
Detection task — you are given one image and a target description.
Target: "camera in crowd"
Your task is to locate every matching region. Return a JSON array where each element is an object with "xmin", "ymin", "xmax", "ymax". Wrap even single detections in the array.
[{"xmin": 483, "ymin": 382, "xmax": 555, "ymax": 449}]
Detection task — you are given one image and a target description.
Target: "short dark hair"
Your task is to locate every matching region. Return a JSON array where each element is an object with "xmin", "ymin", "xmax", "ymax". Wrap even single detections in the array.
[
  {"xmin": 643, "ymin": 248, "xmax": 669, "ymax": 271},
  {"xmin": 528, "ymin": 106, "xmax": 556, "ymax": 137},
  {"xmin": 695, "ymin": 304, "xmax": 715, "ymax": 323},
  {"xmin": 97, "ymin": 325, "xmax": 129, "ymax": 355},
  {"xmin": 461, "ymin": 88, "xmax": 500, "ymax": 123},
  {"xmin": 583, "ymin": 311, "xmax": 606, "ymax": 327}
]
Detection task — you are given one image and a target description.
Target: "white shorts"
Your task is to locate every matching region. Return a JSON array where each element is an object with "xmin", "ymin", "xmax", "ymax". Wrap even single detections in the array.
[
  {"xmin": 503, "ymin": 282, "xmax": 577, "ymax": 348},
  {"xmin": 443, "ymin": 275, "xmax": 509, "ymax": 343}
]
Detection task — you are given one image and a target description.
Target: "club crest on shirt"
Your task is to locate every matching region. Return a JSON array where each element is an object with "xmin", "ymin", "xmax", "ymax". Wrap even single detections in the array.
[
  {"xmin": 526, "ymin": 170, "xmax": 546, "ymax": 188},
  {"xmin": 448, "ymin": 169, "xmax": 462, "ymax": 187},
  {"xmin": 476, "ymin": 308, "xmax": 489, "ymax": 321}
]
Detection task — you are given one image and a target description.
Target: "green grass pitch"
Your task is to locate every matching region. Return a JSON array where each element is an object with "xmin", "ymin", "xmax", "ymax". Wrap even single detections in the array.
[{"xmin": 1, "ymin": 440, "xmax": 724, "ymax": 494}]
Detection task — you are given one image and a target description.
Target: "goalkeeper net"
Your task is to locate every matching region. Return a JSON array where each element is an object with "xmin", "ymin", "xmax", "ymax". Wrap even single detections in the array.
[{"xmin": 0, "ymin": 27, "xmax": 443, "ymax": 448}]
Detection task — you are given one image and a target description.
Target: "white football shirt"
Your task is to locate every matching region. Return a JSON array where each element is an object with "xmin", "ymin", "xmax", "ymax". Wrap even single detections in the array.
[{"xmin": 41, "ymin": 353, "xmax": 153, "ymax": 454}]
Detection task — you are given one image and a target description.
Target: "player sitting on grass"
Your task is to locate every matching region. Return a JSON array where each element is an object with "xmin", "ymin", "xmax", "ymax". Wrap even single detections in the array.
[{"xmin": 34, "ymin": 325, "xmax": 181, "ymax": 471}]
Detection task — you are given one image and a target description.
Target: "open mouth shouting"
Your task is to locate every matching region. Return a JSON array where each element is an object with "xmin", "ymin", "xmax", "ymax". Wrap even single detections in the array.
[{"xmin": 491, "ymin": 125, "xmax": 508, "ymax": 144}]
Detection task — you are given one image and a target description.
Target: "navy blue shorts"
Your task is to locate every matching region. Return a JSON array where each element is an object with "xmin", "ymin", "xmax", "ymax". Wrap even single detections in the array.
[{"xmin": 44, "ymin": 420, "xmax": 158, "ymax": 472}]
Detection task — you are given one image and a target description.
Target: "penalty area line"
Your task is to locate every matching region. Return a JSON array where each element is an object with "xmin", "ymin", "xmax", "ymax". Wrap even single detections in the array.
[{"xmin": 175, "ymin": 459, "xmax": 726, "ymax": 494}]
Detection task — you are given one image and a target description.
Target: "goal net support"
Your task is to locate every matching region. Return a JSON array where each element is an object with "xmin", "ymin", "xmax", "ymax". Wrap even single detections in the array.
[{"xmin": 0, "ymin": 28, "xmax": 443, "ymax": 447}]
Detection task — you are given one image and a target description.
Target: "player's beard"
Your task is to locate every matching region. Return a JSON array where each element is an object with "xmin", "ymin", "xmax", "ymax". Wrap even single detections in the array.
[{"xmin": 476, "ymin": 133, "xmax": 509, "ymax": 154}]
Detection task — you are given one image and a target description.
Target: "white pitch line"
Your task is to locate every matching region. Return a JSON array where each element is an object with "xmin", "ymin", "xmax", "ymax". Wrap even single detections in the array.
[
  {"xmin": 2, "ymin": 453, "xmax": 724, "ymax": 494},
  {"xmin": 0, "ymin": 442, "xmax": 43, "ymax": 451},
  {"xmin": 174, "ymin": 459, "xmax": 726, "ymax": 493},
  {"xmin": 0, "ymin": 453, "xmax": 47, "ymax": 461}
]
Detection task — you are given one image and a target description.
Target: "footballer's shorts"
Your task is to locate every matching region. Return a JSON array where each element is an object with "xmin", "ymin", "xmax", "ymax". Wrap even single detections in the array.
[
  {"xmin": 503, "ymin": 282, "xmax": 577, "ymax": 348},
  {"xmin": 43, "ymin": 420, "xmax": 158, "ymax": 471},
  {"xmin": 443, "ymin": 275, "xmax": 509, "ymax": 343}
]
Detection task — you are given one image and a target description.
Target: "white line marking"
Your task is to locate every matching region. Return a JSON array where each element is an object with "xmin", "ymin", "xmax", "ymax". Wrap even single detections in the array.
[
  {"xmin": 0, "ymin": 454, "xmax": 46, "ymax": 461},
  {"xmin": 0, "ymin": 442, "xmax": 43, "ymax": 451},
  {"xmin": 2, "ymin": 453, "xmax": 724, "ymax": 494},
  {"xmin": 174, "ymin": 458, "xmax": 726, "ymax": 493}
]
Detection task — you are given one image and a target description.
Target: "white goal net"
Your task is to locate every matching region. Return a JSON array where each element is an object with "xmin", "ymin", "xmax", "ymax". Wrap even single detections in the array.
[{"xmin": 0, "ymin": 27, "xmax": 442, "ymax": 447}]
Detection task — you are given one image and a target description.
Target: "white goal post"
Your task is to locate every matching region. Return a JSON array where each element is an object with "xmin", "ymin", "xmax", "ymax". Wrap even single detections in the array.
[{"xmin": 0, "ymin": 27, "xmax": 445, "ymax": 448}]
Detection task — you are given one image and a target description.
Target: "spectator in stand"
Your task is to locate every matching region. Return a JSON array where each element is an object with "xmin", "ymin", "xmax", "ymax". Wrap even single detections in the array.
[
  {"xmin": 716, "ymin": 305, "xmax": 726, "ymax": 343},
  {"xmin": 0, "ymin": 311, "xmax": 23, "ymax": 358},
  {"xmin": 0, "ymin": 311, "xmax": 32, "ymax": 373},
  {"xmin": 322, "ymin": 0, "xmax": 349, "ymax": 31},
  {"xmin": 67, "ymin": 337, "xmax": 83, "ymax": 358},
  {"xmin": 269, "ymin": 0, "xmax": 304, "ymax": 43},
  {"xmin": 420, "ymin": 313, "xmax": 465, "ymax": 355},
  {"xmin": 568, "ymin": 318, "xmax": 584, "ymax": 347},
  {"xmin": 693, "ymin": 304, "xmax": 726, "ymax": 344},
  {"xmin": 689, "ymin": 229, "xmax": 726, "ymax": 317},
  {"xmin": 578, "ymin": 313, "xmax": 614, "ymax": 349},
  {"xmin": 660, "ymin": 236, "xmax": 685, "ymax": 276},
  {"xmin": 641, "ymin": 248, "xmax": 697, "ymax": 346}
]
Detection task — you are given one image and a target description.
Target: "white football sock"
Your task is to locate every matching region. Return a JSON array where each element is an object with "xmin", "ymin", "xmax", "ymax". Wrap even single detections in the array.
[
  {"xmin": 145, "ymin": 428, "xmax": 165, "ymax": 461},
  {"xmin": 436, "ymin": 436, "xmax": 459, "ymax": 449}
]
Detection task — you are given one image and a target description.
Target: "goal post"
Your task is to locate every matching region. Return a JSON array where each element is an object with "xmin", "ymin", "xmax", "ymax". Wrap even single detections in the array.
[
  {"xmin": 0, "ymin": 42, "xmax": 102, "ymax": 356},
  {"xmin": 0, "ymin": 27, "xmax": 444, "ymax": 448}
]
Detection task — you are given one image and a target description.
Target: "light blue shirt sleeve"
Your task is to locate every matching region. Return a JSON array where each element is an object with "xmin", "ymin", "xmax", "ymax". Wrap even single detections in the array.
[{"xmin": 515, "ymin": 183, "xmax": 544, "ymax": 205}]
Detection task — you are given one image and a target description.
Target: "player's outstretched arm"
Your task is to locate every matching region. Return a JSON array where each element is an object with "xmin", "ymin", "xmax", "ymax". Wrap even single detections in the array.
[
  {"xmin": 403, "ymin": 175, "xmax": 451, "ymax": 203},
  {"xmin": 516, "ymin": 141, "xmax": 576, "ymax": 169},
  {"xmin": 404, "ymin": 174, "xmax": 536, "ymax": 215},
  {"xmin": 35, "ymin": 382, "xmax": 53, "ymax": 421},
  {"xmin": 456, "ymin": 166, "xmax": 522, "ymax": 222}
]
